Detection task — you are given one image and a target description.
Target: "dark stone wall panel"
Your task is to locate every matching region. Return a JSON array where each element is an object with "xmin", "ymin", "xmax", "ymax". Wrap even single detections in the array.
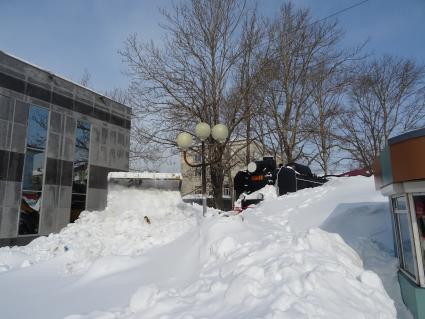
[
  {"xmin": 0, "ymin": 235, "xmax": 37, "ymax": 247},
  {"xmin": 14, "ymin": 101, "xmax": 29, "ymax": 125},
  {"xmin": 45, "ymin": 157, "xmax": 60, "ymax": 185},
  {"xmin": 74, "ymin": 101, "xmax": 93, "ymax": 117},
  {"xmin": 89, "ymin": 165, "xmax": 109, "ymax": 189},
  {"xmin": 45, "ymin": 157, "xmax": 73, "ymax": 186},
  {"xmin": 49, "ymin": 111, "xmax": 63, "ymax": 134},
  {"xmin": 0, "ymin": 206, "xmax": 19, "ymax": 238},
  {"xmin": 11, "ymin": 123, "xmax": 27, "ymax": 153},
  {"xmin": 89, "ymin": 165, "xmax": 125, "ymax": 189},
  {"xmin": 94, "ymin": 108, "xmax": 110, "ymax": 122},
  {"xmin": 60, "ymin": 160, "xmax": 73, "ymax": 186},
  {"xmin": 26, "ymin": 83, "xmax": 51, "ymax": 102},
  {"xmin": 0, "ymin": 150, "xmax": 9, "ymax": 180},
  {"xmin": 0, "ymin": 120, "xmax": 11, "ymax": 150},
  {"xmin": 0, "ymin": 73, "xmax": 25, "ymax": 93},
  {"xmin": 110, "ymin": 114, "xmax": 124, "ymax": 127},
  {"xmin": 125, "ymin": 119, "xmax": 131, "ymax": 130},
  {"xmin": 0, "ymin": 94, "xmax": 13, "ymax": 121},
  {"xmin": 6, "ymin": 152, "xmax": 24, "ymax": 182},
  {"xmin": 52, "ymin": 92, "xmax": 73, "ymax": 110}
]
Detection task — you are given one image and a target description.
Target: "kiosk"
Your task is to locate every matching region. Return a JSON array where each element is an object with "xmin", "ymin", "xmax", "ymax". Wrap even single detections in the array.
[{"xmin": 375, "ymin": 127, "xmax": 425, "ymax": 319}]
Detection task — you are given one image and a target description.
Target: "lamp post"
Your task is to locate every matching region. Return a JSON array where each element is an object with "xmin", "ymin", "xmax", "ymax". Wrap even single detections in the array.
[{"xmin": 176, "ymin": 122, "xmax": 228, "ymax": 216}]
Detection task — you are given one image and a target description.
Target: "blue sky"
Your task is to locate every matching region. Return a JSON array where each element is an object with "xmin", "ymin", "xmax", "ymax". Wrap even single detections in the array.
[{"xmin": 0, "ymin": 0, "xmax": 424, "ymax": 94}]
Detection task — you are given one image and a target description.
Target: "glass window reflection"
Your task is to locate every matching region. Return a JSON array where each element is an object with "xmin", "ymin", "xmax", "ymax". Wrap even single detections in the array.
[
  {"xmin": 26, "ymin": 106, "xmax": 48, "ymax": 149},
  {"xmin": 72, "ymin": 162, "xmax": 88, "ymax": 194},
  {"xmin": 19, "ymin": 191, "xmax": 41, "ymax": 235},
  {"xmin": 71, "ymin": 120, "xmax": 90, "ymax": 222},
  {"xmin": 70, "ymin": 194, "xmax": 86, "ymax": 223},
  {"xmin": 23, "ymin": 149, "xmax": 45, "ymax": 191},
  {"xmin": 19, "ymin": 105, "xmax": 49, "ymax": 235},
  {"xmin": 398, "ymin": 212, "xmax": 417, "ymax": 276}
]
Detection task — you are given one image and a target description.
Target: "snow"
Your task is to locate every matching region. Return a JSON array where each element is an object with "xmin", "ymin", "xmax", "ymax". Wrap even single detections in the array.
[
  {"xmin": 0, "ymin": 176, "xmax": 411, "ymax": 318},
  {"xmin": 233, "ymin": 184, "xmax": 278, "ymax": 210},
  {"xmin": 244, "ymin": 184, "xmax": 278, "ymax": 201},
  {"xmin": 0, "ymin": 187, "xmax": 196, "ymax": 274}
]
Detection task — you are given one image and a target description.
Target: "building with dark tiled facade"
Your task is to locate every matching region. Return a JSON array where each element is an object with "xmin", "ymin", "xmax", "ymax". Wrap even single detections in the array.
[{"xmin": 0, "ymin": 51, "xmax": 131, "ymax": 246}]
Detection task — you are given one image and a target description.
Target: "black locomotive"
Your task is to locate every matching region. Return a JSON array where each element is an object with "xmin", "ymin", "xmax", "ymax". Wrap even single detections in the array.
[{"xmin": 233, "ymin": 156, "xmax": 328, "ymax": 210}]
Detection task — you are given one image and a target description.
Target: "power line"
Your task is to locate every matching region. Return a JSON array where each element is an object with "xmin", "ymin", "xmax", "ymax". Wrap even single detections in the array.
[
  {"xmin": 316, "ymin": 0, "xmax": 371, "ymax": 24},
  {"xmin": 274, "ymin": 0, "xmax": 372, "ymax": 42}
]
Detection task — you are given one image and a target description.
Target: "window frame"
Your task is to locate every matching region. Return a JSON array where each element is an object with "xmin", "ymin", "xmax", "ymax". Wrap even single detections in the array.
[
  {"xmin": 391, "ymin": 195, "xmax": 420, "ymax": 283},
  {"xmin": 223, "ymin": 186, "xmax": 230, "ymax": 197},
  {"xmin": 70, "ymin": 120, "xmax": 91, "ymax": 222},
  {"xmin": 18, "ymin": 104, "xmax": 50, "ymax": 237}
]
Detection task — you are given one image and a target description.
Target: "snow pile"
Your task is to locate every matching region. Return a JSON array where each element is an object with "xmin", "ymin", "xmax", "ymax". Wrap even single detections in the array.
[
  {"xmin": 111, "ymin": 217, "xmax": 395, "ymax": 319},
  {"xmin": 244, "ymin": 184, "xmax": 278, "ymax": 201},
  {"xmin": 234, "ymin": 184, "xmax": 278, "ymax": 210},
  {"xmin": 0, "ymin": 176, "xmax": 405, "ymax": 318},
  {"xmin": 321, "ymin": 201, "xmax": 412, "ymax": 318},
  {"xmin": 0, "ymin": 186, "xmax": 197, "ymax": 274}
]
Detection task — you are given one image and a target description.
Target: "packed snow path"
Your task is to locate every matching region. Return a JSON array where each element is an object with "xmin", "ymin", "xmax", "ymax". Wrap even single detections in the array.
[{"xmin": 0, "ymin": 177, "xmax": 409, "ymax": 318}]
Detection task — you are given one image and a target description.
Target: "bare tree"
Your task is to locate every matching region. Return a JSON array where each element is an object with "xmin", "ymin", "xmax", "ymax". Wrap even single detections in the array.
[
  {"xmin": 306, "ymin": 43, "xmax": 364, "ymax": 174},
  {"xmin": 104, "ymin": 87, "xmax": 129, "ymax": 105},
  {"xmin": 233, "ymin": 9, "xmax": 266, "ymax": 165},
  {"xmin": 78, "ymin": 68, "xmax": 92, "ymax": 88},
  {"xmin": 339, "ymin": 55, "xmax": 425, "ymax": 170},
  {"xmin": 259, "ymin": 4, "xmax": 347, "ymax": 164},
  {"xmin": 120, "ymin": 0, "xmax": 263, "ymax": 209}
]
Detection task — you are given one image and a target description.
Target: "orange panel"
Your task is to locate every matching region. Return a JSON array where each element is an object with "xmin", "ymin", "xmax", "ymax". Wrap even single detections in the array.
[{"xmin": 390, "ymin": 136, "xmax": 425, "ymax": 183}]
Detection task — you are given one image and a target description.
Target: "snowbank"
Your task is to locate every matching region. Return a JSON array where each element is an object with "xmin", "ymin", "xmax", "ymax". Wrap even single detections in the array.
[
  {"xmin": 108, "ymin": 217, "xmax": 395, "ymax": 319},
  {"xmin": 0, "ymin": 186, "xmax": 197, "ymax": 274},
  {"xmin": 0, "ymin": 176, "xmax": 405, "ymax": 318}
]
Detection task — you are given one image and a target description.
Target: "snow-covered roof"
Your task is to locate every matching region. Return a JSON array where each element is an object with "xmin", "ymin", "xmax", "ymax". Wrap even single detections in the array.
[{"xmin": 108, "ymin": 171, "xmax": 182, "ymax": 180}]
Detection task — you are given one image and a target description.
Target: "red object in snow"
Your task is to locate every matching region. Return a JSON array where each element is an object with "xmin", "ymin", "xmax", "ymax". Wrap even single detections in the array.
[{"xmin": 338, "ymin": 168, "xmax": 372, "ymax": 177}]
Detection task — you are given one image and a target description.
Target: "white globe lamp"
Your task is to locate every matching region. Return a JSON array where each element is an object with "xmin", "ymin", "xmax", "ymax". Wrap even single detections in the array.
[
  {"xmin": 195, "ymin": 122, "xmax": 211, "ymax": 141},
  {"xmin": 211, "ymin": 124, "xmax": 228, "ymax": 143},
  {"xmin": 176, "ymin": 132, "xmax": 193, "ymax": 150}
]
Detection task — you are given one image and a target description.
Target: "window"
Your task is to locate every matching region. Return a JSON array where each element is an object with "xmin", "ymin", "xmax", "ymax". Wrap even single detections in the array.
[
  {"xmin": 392, "ymin": 196, "xmax": 417, "ymax": 279},
  {"xmin": 70, "ymin": 121, "xmax": 90, "ymax": 222},
  {"xmin": 19, "ymin": 105, "xmax": 49, "ymax": 235},
  {"xmin": 223, "ymin": 186, "xmax": 230, "ymax": 197}
]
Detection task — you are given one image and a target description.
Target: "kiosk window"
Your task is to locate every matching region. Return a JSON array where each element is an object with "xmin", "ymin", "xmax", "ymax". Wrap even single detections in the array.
[
  {"xmin": 413, "ymin": 195, "xmax": 425, "ymax": 272},
  {"xmin": 398, "ymin": 212, "xmax": 417, "ymax": 276},
  {"xmin": 392, "ymin": 196, "xmax": 417, "ymax": 279}
]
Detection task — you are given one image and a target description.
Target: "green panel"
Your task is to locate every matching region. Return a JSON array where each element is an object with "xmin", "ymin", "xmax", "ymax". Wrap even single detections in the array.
[
  {"xmin": 380, "ymin": 146, "xmax": 393, "ymax": 186},
  {"xmin": 398, "ymin": 271, "xmax": 425, "ymax": 318}
]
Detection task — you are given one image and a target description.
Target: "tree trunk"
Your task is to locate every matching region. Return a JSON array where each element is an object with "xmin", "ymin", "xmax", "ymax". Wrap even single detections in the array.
[{"xmin": 210, "ymin": 161, "xmax": 225, "ymax": 210}]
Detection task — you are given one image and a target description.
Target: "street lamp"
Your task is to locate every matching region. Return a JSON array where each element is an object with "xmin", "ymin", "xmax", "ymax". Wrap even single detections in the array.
[{"xmin": 176, "ymin": 122, "xmax": 229, "ymax": 216}]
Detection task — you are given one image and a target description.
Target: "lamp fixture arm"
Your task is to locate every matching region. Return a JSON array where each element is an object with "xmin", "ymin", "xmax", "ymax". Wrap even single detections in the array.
[
  {"xmin": 182, "ymin": 149, "xmax": 223, "ymax": 168},
  {"xmin": 182, "ymin": 150, "xmax": 203, "ymax": 168}
]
